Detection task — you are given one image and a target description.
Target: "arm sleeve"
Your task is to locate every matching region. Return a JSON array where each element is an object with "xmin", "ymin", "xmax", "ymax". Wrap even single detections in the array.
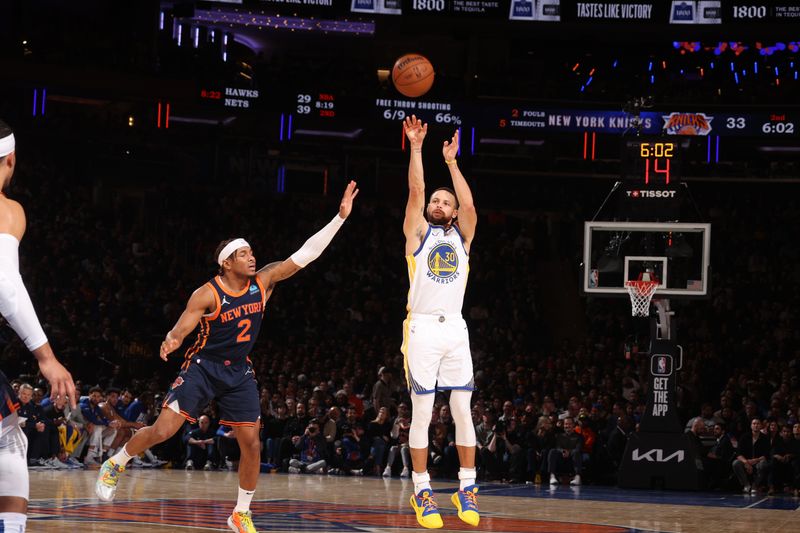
[
  {"xmin": 0, "ymin": 252, "xmax": 48, "ymax": 352},
  {"xmin": 289, "ymin": 214, "xmax": 345, "ymax": 268}
]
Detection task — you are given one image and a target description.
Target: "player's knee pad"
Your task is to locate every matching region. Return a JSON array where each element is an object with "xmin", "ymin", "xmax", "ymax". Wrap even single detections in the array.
[
  {"xmin": 0, "ymin": 425, "xmax": 29, "ymax": 499},
  {"xmin": 449, "ymin": 390, "xmax": 476, "ymax": 447},
  {"xmin": 409, "ymin": 392, "xmax": 435, "ymax": 449},
  {"xmin": 0, "ymin": 512, "xmax": 27, "ymax": 532}
]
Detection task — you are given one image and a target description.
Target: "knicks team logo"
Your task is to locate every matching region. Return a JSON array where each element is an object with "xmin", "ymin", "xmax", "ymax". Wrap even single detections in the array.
[
  {"xmin": 170, "ymin": 376, "xmax": 184, "ymax": 390},
  {"xmin": 427, "ymin": 242, "xmax": 459, "ymax": 284},
  {"xmin": 662, "ymin": 112, "xmax": 713, "ymax": 136}
]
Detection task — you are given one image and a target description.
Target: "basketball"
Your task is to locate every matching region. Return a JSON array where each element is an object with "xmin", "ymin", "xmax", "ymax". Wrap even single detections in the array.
[{"xmin": 391, "ymin": 54, "xmax": 435, "ymax": 98}]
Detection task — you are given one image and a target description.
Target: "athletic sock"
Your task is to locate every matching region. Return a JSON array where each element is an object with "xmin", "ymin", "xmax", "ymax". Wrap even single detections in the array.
[
  {"xmin": 110, "ymin": 445, "xmax": 134, "ymax": 468},
  {"xmin": 459, "ymin": 467, "xmax": 477, "ymax": 491},
  {"xmin": 412, "ymin": 470, "xmax": 432, "ymax": 494},
  {"xmin": 234, "ymin": 486, "xmax": 255, "ymax": 513}
]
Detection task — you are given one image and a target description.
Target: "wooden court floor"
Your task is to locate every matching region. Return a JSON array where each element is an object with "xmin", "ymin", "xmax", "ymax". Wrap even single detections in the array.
[{"xmin": 28, "ymin": 469, "xmax": 798, "ymax": 532}]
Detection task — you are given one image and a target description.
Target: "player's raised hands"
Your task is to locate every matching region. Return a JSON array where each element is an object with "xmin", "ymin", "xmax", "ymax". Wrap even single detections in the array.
[
  {"xmin": 339, "ymin": 180, "xmax": 359, "ymax": 219},
  {"xmin": 442, "ymin": 129, "xmax": 459, "ymax": 162},
  {"xmin": 403, "ymin": 115, "xmax": 428, "ymax": 147}
]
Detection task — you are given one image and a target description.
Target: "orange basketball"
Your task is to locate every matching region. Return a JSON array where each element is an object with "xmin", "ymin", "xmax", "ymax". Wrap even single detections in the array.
[{"xmin": 392, "ymin": 54, "xmax": 435, "ymax": 98}]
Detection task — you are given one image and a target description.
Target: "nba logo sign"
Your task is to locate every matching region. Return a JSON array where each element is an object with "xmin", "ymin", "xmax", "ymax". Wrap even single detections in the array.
[{"xmin": 651, "ymin": 354, "xmax": 673, "ymax": 376}]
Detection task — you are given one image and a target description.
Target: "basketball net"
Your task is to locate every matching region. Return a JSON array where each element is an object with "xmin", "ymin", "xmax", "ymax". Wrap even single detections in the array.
[{"xmin": 624, "ymin": 280, "xmax": 659, "ymax": 317}]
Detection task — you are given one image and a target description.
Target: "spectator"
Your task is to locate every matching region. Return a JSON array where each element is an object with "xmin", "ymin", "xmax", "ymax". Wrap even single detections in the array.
[
  {"xmin": 732, "ymin": 418, "xmax": 770, "ymax": 493},
  {"xmin": 185, "ymin": 415, "xmax": 216, "ymax": 470},
  {"xmin": 704, "ymin": 422, "xmax": 734, "ymax": 490},
  {"xmin": 384, "ymin": 402, "xmax": 411, "ymax": 478},
  {"xmin": 289, "ymin": 420, "xmax": 327, "ymax": 474},
  {"xmin": 548, "ymin": 417, "xmax": 584, "ymax": 486},
  {"xmin": 80, "ymin": 386, "xmax": 119, "ymax": 465},
  {"xmin": 365, "ymin": 406, "xmax": 392, "ymax": 475},
  {"xmin": 371, "ymin": 367, "xmax": 395, "ymax": 414}
]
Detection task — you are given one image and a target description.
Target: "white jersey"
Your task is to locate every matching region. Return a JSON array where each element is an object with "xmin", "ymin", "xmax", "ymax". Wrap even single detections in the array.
[{"xmin": 406, "ymin": 224, "xmax": 469, "ymax": 316}]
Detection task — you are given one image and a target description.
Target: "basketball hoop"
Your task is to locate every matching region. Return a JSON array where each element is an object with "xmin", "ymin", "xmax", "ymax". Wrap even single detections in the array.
[{"xmin": 624, "ymin": 280, "xmax": 659, "ymax": 317}]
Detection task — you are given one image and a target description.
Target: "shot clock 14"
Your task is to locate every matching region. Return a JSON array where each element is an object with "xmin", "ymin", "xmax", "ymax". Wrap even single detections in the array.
[{"xmin": 623, "ymin": 139, "xmax": 681, "ymax": 186}]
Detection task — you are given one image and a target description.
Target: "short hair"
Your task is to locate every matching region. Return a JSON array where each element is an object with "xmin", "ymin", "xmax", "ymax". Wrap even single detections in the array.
[
  {"xmin": 214, "ymin": 238, "xmax": 237, "ymax": 274},
  {"xmin": 430, "ymin": 187, "xmax": 459, "ymax": 208},
  {"xmin": 89, "ymin": 386, "xmax": 104, "ymax": 395},
  {"xmin": 19, "ymin": 383, "xmax": 33, "ymax": 392},
  {"xmin": 105, "ymin": 387, "xmax": 121, "ymax": 395}
]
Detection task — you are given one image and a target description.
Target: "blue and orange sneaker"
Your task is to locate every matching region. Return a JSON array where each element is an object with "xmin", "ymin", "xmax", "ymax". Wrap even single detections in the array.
[
  {"xmin": 227, "ymin": 510, "xmax": 258, "ymax": 532},
  {"xmin": 451, "ymin": 485, "xmax": 480, "ymax": 526},
  {"xmin": 95, "ymin": 459, "xmax": 125, "ymax": 502},
  {"xmin": 410, "ymin": 489, "xmax": 443, "ymax": 529}
]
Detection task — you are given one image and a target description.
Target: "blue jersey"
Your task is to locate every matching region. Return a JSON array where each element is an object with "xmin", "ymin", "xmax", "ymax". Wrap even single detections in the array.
[
  {"xmin": 1, "ymin": 369, "xmax": 20, "ymax": 438},
  {"xmin": 182, "ymin": 275, "xmax": 267, "ymax": 368}
]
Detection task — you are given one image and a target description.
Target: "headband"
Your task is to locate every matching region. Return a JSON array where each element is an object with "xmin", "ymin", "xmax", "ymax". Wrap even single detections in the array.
[
  {"xmin": 218, "ymin": 238, "xmax": 250, "ymax": 265},
  {"xmin": 0, "ymin": 133, "xmax": 14, "ymax": 158}
]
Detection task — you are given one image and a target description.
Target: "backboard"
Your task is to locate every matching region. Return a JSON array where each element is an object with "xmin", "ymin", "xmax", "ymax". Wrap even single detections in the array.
[{"xmin": 582, "ymin": 221, "xmax": 711, "ymax": 297}]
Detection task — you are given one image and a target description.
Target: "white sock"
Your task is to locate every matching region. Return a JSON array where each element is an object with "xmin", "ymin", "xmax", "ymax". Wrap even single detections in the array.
[
  {"xmin": 234, "ymin": 486, "xmax": 255, "ymax": 513},
  {"xmin": 412, "ymin": 470, "xmax": 432, "ymax": 494},
  {"xmin": 0, "ymin": 512, "xmax": 27, "ymax": 532},
  {"xmin": 110, "ymin": 445, "xmax": 134, "ymax": 468},
  {"xmin": 458, "ymin": 467, "xmax": 477, "ymax": 491}
]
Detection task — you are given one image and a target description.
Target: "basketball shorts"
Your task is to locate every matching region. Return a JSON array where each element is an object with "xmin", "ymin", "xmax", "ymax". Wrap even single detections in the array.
[
  {"xmin": 163, "ymin": 356, "xmax": 260, "ymax": 427},
  {"xmin": 401, "ymin": 313, "xmax": 474, "ymax": 395},
  {"xmin": 0, "ymin": 423, "xmax": 28, "ymax": 499}
]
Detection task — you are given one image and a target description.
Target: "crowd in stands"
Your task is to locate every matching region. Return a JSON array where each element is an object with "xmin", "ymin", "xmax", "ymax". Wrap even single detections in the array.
[{"xmin": 2, "ymin": 140, "xmax": 799, "ymax": 495}]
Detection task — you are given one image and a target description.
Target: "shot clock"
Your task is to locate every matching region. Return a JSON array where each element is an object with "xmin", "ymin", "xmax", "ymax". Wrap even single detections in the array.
[
  {"xmin": 618, "ymin": 136, "xmax": 690, "ymax": 220},
  {"xmin": 621, "ymin": 136, "xmax": 687, "ymax": 187}
]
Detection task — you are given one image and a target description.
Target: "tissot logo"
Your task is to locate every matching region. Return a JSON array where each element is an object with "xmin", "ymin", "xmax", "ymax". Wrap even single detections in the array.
[
  {"xmin": 626, "ymin": 190, "xmax": 677, "ymax": 198},
  {"xmin": 632, "ymin": 448, "xmax": 685, "ymax": 462}
]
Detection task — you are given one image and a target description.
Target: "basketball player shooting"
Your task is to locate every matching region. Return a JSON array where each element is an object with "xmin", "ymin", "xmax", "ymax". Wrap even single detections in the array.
[
  {"xmin": 402, "ymin": 116, "xmax": 479, "ymax": 529},
  {"xmin": 95, "ymin": 181, "xmax": 359, "ymax": 533},
  {"xmin": 0, "ymin": 119, "xmax": 77, "ymax": 533}
]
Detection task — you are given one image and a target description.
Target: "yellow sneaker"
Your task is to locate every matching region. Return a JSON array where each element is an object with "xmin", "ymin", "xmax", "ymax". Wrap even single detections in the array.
[
  {"xmin": 95, "ymin": 459, "xmax": 125, "ymax": 502},
  {"xmin": 451, "ymin": 485, "xmax": 480, "ymax": 526},
  {"xmin": 227, "ymin": 510, "xmax": 258, "ymax": 533},
  {"xmin": 410, "ymin": 489, "xmax": 443, "ymax": 529}
]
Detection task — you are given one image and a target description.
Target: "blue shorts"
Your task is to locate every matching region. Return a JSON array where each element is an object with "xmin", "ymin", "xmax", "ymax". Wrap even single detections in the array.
[{"xmin": 163, "ymin": 357, "xmax": 259, "ymax": 427}]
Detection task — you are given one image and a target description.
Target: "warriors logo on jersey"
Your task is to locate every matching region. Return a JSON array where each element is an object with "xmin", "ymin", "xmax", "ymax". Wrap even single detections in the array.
[{"xmin": 427, "ymin": 242, "xmax": 459, "ymax": 283}]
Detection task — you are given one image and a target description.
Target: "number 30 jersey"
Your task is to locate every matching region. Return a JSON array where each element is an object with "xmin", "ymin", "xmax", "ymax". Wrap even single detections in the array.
[
  {"xmin": 182, "ymin": 275, "xmax": 267, "ymax": 368},
  {"xmin": 405, "ymin": 224, "xmax": 469, "ymax": 316}
]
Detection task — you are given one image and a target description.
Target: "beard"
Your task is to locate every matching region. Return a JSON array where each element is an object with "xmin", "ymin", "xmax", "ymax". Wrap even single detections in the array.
[{"xmin": 425, "ymin": 209, "xmax": 452, "ymax": 226}]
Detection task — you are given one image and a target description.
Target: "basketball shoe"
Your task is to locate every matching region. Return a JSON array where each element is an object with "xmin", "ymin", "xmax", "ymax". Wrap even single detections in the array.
[
  {"xmin": 410, "ymin": 489, "xmax": 443, "ymax": 529},
  {"xmin": 451, "ymin": 485, "xmax": 479, "ymax": 526},
  {"xmin": 95, "ymin": 459, "xmax": 125, "ymax": 502},
  {"xmin": 228, "ymin": 510, "xmax": 258, "ymax": 532}
]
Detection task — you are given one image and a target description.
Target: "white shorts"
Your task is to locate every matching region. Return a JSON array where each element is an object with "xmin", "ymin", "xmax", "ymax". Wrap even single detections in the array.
[
  {"xmin": 0, "ymin": 421, "xmax": 29, "ymax": 499},
  {"xmin": 401, "ymin": 313, "xmax": 474, "ymax": 394}
]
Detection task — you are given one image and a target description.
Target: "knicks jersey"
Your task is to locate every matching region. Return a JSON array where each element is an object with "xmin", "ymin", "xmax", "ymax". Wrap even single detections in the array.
[
  {"xmin": 182, "ymin": 276, "xmax": 267, "ymax": 368},
  {"xmin": 406, "ymin": 224, "xmax": 469, "ymax": 316},
  {"xmin": 0, "ymin": 369, "xmax": 20, "ymax": 438}
]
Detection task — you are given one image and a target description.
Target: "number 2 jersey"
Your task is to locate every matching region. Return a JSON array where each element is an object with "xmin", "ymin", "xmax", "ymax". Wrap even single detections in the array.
[{"xmin": 182, "ymin": 275, "xmax": 267, "ymax": 369}]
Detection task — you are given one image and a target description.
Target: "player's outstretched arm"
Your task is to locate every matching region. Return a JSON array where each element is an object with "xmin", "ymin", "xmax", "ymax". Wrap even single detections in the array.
[
  {"xmin": 403, "ymin": 115, "xmax": 428, "ymax": 256},
  {"xmin": 0, "ymin": 200, "xmax": 78, "ymax": 407},
  {"xmin": 442, "ymin": 130, "xmax": 476, "ymax": 247},
  {"xmin": 257, "ymin": 180, "xmax": 359, "ymax": 287},
  {"xmin": 160, "ymin": 285, "xmax": 215, "ymax": 361}
]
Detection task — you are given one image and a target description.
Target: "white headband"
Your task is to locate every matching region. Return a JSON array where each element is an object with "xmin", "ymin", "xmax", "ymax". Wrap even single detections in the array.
[
  {"xmin": 0, "ymin": 133, "xmax": 14, "ymax": 158},
  {"xmin": 218, "ymin": 238, "xmax": 250, "ymax": 265}
]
